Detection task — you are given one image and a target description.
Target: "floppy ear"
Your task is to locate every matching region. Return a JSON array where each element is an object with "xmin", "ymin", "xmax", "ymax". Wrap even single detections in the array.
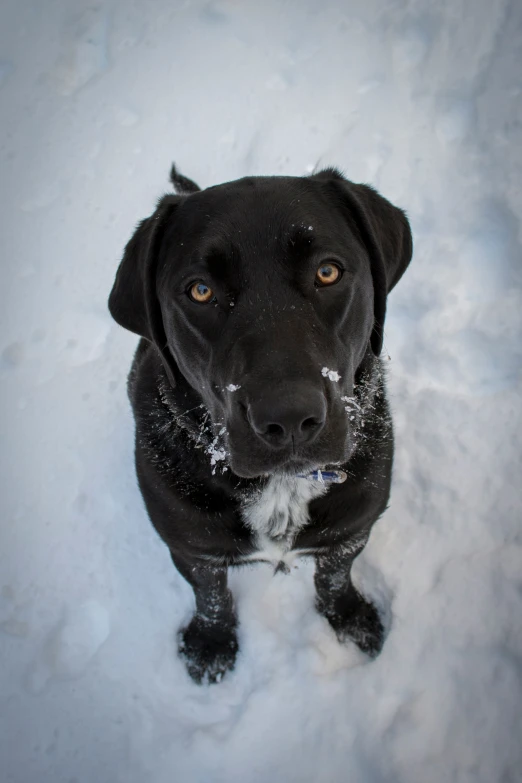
[
  {"xmin": 312, "ymin": 168, "xmax": 413, "ymax": 355},
  {"xmin": 108, "ymin": 194, "xmax": 181, "ymax": 386}
]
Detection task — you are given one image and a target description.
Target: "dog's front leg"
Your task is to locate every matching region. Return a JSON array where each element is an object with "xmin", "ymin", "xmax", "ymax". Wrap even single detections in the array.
[
  {"xmin": 170, "ymin": 551, "xmax": 238, "ymax": 684},
  {"xmin": 314, "ymin": 548, "xmax": 384, "ymax": 657}
]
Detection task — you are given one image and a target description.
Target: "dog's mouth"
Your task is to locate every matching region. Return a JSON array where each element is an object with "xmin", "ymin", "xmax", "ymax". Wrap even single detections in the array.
[
  {"xmin": 228, "ymin": 457, "xmax": 348, "ymax": 481},
  {"xmin": 223, "ymin": 433, "xmax": 351, "ymax": 480}
]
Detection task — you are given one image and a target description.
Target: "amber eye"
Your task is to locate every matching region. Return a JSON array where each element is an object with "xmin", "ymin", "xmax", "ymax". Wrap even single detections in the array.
[
  {"xmin": 315, "ymin": 263, "xmax": 341, "ymax": 286},
  {"xmin": 189, "ymin": 282, "xmax": 214, "ymax": 303}
]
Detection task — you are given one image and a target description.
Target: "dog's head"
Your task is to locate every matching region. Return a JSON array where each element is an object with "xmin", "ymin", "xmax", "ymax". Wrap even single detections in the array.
[{"xmin": 109, "ymin": 167, "xmax": 412, "ymax": 478}]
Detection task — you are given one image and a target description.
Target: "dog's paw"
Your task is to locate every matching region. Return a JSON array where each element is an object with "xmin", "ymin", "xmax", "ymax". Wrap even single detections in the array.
[
  {"xmin": 321, "ymin": 592, "xmax": 385, "ymax": 658},
  {"xmin": 178, "ymin": 616, "xmax": 238, "ymax": 684}
]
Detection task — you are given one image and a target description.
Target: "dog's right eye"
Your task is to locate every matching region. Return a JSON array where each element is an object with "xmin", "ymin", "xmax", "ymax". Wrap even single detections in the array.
[{"xmin": 188, "ymin": 282, "xmax": 215, "ymax": 303}]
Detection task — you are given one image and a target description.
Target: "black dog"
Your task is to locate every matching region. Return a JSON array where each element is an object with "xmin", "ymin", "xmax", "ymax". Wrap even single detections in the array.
[{"xmin": 109, "ymin": 165, "xmax": 412, "ymax": 683}]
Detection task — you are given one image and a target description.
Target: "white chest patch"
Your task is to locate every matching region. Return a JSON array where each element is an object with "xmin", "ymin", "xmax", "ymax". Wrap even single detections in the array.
[{"xmin": 240, "ymin": 474, "xmax": 328, "ymax": 568}]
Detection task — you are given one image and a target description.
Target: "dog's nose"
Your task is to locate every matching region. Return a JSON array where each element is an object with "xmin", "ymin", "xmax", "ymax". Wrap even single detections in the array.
[{"xmin": 247, "ymin": 390, "xmax": 326, "ymax": 449}]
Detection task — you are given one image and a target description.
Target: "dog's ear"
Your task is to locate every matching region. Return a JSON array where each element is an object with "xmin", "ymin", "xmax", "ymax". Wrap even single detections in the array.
[
  {"xmin": 108, "ymin": 194, "xmax": 180, "ymax": 385},
  {"xmin": 312, "ymin": 168, "xmax": 413, "ymax": 355}
]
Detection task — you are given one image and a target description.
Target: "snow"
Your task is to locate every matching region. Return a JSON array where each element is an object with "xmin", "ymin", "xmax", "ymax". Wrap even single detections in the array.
[
  {"xmin": 207, "ymin": 436, "xmax": 227, "ymax": 473},
  {"xmin": 1, "ymin": 0, "xmax": 521, "ymax": 781},
  {"xmin": 321, "ymin": 367, "xmax": 341, "ymax": 382}
]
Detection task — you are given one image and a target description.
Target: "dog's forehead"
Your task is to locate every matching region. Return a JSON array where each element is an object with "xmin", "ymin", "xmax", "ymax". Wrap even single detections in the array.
[
  {"xmin": 194, "ymin": 175, "xmax": 324, "ymax": 210},
  {"xmin": 174, "ymin": 176, "xmax": 340, "ymax": 240},
  {"xmin": 160, "ymin": 176, "xmax": 359, "ymax": 284}
]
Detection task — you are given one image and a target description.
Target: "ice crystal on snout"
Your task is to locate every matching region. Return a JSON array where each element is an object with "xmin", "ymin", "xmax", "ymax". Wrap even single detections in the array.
[
  {"xmin": 226, "ymin": 384, "xmax": 241, "ymax": 392},
  {"xmin": 207, "ymin": 438, "xmax": 226, "ymax": 467},
  {"xmin": 341, "ymin": 395, "xmax": 362, "ymax": 414},
  {"xmin": 206, "ymin": 429, "xmax": 229, "ymax": 475},
  {"xmin": 321, "ymin": 367, "xmax": 341, "ymax": 382}
]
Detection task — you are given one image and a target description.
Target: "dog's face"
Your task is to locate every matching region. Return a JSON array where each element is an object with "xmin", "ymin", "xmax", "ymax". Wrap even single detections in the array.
[
  {"xmin": 109, "ymin": 169, "xmax": 412, "ymax": 478},
  {"xmin": 158, "ymin": 178, "xmax": 374, "ymax": 478}
]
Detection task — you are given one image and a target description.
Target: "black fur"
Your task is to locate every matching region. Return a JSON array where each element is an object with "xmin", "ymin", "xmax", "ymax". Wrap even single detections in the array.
[{"xmin": 109, "ymin": 165, "xmax": 412, "ymax": 683}]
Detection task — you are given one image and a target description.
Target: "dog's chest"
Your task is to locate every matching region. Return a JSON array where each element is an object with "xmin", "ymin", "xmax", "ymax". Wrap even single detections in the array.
[{"xmin": 240, "ymin": 475, "xmax": 327, "ymax": 568}]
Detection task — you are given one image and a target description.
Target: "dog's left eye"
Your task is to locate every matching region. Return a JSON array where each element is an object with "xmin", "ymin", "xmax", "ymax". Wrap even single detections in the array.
[{"xmin": 315, "ymin": 263, "xmax": 341, "ymax": 286}]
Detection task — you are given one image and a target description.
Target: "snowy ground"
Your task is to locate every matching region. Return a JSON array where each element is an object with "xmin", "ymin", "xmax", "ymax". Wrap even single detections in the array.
[{"xmin": 1, "ymin": 0, "xmax": 522, "ymax": 781}]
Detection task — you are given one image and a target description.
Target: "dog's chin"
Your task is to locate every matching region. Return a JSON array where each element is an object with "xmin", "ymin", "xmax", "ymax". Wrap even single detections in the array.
[{"xmin": 228, "ymin": 452, "xmax": 347, "ymax": 480}]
